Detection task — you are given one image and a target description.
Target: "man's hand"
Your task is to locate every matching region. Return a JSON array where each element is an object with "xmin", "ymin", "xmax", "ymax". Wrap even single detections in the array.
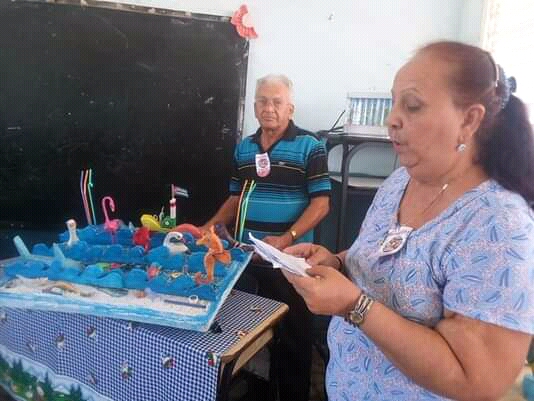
[{"xmin": 262, "ymin": 233, "xmax": 293, "ymax": 250}]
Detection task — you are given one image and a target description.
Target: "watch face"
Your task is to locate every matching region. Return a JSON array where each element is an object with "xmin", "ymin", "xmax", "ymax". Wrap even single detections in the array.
[{"xmin": 348, "ymin": 310, "xmax": 364, "ymax": 326}]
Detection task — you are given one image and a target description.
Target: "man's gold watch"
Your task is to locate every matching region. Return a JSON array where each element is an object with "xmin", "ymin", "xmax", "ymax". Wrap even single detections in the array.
[
  {"xmin": 345, "ymin": 292, "xmax": 374, "ymax": 327},
  {"xmin": 289, "ymin": 229, "xmax": 297, "ymax": 241}
]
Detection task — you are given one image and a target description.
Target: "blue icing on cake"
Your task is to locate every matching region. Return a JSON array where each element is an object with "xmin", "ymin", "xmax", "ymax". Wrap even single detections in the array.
[
  {"xmin": 6, "ymin": 260, "xmax": 48, "ymax": 278},
  {"xmin": 185, "ymin": 253, "xmax": 205, "ymax": 274},
  {"xmin": 146, "ymin": 246, "xmax": 169, "ymax": 262},
  {"xmin": 47, "ymin": 261, "xmax": 83, "ymax": 282},
  {"xmin": 124, "ymin": 268, "xmax": 148, "ymax": 290},
  {"xmin": 188, "ymin": 285, "xmax": 217, "ymax": 301},
  {"xmin": 147, "ymin": 275, "xmax": 172, "ymax": 293},
  {"xmin": 81, "ymin": 264, "xmax": 106, "ymax": 279},
  {"xmin": 168, "ymin": 274, "xmax": 196, "ymax": 292},
  {"xmin": 2, "ymin": 225, "xmax": 255, "ymax": 331},
  {"xmin": 93, "ymin": 270, "xmax": 124, "ymax": 288},
  {"xmin": 32, "ymin": 243, "xmax": 53, "ymax": 257},
  {"xmin": 160, "ymin": 254, "xmax": 186, "ymax": 270},
  {"xmin": 59, "ymin": 225, "xmax": 132, "ymax": 246},
  {"xmin": 8, "ymin": 224, "xmax": 253, "ymax": 304},
  {"xmin": 230, "ymin": 248, "xmax": 248, "ymax": 262}
]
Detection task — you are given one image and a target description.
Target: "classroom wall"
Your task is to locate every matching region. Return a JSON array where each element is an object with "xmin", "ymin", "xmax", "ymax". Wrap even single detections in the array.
[
  {"xmin": 458, "ymin": 0, "xmax": 485, "ymax": 45},
  {"xmin": 242, "ymin": 0, "xmax": 465, "ymax": 135},
  {"xmin": 98, "ymin": 0, "xmax": 475, "ymax": 135}
]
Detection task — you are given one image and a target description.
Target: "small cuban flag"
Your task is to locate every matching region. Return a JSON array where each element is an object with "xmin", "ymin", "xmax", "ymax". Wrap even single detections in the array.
[{"xmin": 172, "ymin": 185, "xmax": 189, "ymax": 198}]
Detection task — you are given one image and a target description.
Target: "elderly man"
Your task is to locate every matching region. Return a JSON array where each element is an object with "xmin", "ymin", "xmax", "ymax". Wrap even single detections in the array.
[{"xmin": 202, "ymin": 74, "xmax": 331, "ymax": 401}]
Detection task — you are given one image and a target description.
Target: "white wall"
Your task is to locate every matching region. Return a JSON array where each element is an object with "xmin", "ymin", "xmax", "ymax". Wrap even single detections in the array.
[
  {"xmin": 243, "ymin": 0, "xmax": 464, "ymax": 134},
  {"xmin": 105, "ymin": 0, "xmax": 474, "ymax": 134},
  {"xmin": 458, "ymin": 0, "xmax": 485, "ymax": 45}
]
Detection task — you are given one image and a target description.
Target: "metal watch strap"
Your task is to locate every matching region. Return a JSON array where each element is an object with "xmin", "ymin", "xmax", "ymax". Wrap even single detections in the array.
[{"xmin": 345, "ymin": 292, "xmax": 374, "ymax": 327}]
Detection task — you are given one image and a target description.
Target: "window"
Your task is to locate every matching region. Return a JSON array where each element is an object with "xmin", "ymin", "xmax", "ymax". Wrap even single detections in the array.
[{"xmin": 481, "ymin": 0, "xmax": 534, "ymax": 118}]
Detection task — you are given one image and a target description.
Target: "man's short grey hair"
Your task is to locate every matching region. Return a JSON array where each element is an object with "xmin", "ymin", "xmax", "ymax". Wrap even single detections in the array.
[{"xmin": 255, "ymin": 74, "xmax": 294, "ymax": 103}]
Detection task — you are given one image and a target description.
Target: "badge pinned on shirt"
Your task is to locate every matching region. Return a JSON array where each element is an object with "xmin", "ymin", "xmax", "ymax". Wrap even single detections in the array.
[
  {"xmin": 255, "ymin": 152, "xmax": 271, "ymax": 177},
  {"xmin": 377, "ymin": 225, "xmax": 413, "ymax": 257}
]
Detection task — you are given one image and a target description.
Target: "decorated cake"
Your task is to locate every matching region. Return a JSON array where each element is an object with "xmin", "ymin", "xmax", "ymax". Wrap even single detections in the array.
[{"xmin": 0, "ymin": 183, "xmax": 253, "ymax": 332}]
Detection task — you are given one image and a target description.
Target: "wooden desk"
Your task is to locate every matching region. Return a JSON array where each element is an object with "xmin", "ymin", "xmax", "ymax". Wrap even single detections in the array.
[
  {"xmin": 218, "ymin": 301, "xmax": 288, "ymax": 401},
  {"xmin": 320, "ymin": 132, "xmax": 391, "ymax": 251}
]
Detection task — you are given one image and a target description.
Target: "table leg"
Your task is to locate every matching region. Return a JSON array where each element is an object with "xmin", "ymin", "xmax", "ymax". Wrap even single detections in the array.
[
  {"xmin": 217, "ymin": 359, "xmax": 238, "ymax": 401},
  {"xmin": 336, "ymin": 143, "xmax": 350, "ymax": 252},
  {"xmin": 269, "ymin": 327, "xmax": 281, "ymax": 401}
]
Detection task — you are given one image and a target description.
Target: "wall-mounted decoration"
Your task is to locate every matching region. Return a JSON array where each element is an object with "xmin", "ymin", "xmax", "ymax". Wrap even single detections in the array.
[{"xmin": 231, "ymin": 4, "xmax": 258, "ymax": 39}]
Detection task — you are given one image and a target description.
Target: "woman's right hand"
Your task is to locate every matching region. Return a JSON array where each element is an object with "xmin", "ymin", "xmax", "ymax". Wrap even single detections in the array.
[{"xmin": 284, "ymin": 243, "xmax": 338, "ymax": 268}]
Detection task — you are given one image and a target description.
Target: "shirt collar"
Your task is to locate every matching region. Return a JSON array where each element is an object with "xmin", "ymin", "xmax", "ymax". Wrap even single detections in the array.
[{"xmin": 251, "ymin": 120, "xmax": 297, "ymax": 144}]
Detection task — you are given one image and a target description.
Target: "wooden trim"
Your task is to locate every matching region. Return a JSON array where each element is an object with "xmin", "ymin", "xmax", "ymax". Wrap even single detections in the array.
[
  {"xmin": 220, "ymin": 303, "xmax": 288, "ymax": 366},
  {"xmin": 230, "ymin": 328, "xmax": 274, "ymax": 376}
]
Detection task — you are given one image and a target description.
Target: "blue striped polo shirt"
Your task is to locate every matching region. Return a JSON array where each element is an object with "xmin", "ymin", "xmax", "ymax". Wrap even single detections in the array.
[{"xmin": 229, "ymin": 120, "xmax": 331, "ymax": 243}]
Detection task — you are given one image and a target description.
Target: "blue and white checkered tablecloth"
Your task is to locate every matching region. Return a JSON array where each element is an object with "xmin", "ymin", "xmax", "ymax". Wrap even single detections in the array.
[{"xmin": 0, "ymin": 290, "xmax": 283, "ymax": 401}]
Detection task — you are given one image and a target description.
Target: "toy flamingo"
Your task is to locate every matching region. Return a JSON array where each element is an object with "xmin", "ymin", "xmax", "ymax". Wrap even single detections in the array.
[
  {"xmin": 101, "ymin": 196, "xmax": 121, "ymax": 235},
  {"xmin": 194, "ymin": 225, "xmax": 231, "ymax": 284}
]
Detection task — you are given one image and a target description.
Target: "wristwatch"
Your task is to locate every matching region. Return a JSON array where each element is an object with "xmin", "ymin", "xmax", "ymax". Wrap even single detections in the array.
[
  {"xmin": 289, "ymin": 229, "xmax": 297, "ymax": 241},
  {"xmin": 345, "ymin": 292, "xmax": 374, "ymax": 327}
]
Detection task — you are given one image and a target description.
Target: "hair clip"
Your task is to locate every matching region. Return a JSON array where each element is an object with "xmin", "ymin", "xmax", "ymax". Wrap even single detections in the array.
[{"xmin": 497, "ymin": 65, "xmax": 517, "ymax": 109}]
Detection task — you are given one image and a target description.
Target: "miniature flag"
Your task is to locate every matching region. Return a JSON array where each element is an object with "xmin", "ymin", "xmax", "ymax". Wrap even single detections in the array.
[{"xmin": 173, "ymin": 186, "xmax": 189, "ymax": 198}]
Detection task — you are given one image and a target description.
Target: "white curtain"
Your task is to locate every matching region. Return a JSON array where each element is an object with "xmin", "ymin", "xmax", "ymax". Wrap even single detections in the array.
[{"xmin": 480, "ymin": 0, "xmax": 534, "ymax": 116}]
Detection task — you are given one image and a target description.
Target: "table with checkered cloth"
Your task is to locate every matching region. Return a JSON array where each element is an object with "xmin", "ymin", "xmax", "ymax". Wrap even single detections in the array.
[{"xmin": 0, "ymin": 290, "xmax": 284, "ymax": 401}]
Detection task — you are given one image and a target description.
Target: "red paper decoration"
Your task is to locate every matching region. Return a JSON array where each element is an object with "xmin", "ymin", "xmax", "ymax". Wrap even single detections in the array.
[{"xmin": 231, "ymin": 4, "xmax": 258, "ymax": 39}]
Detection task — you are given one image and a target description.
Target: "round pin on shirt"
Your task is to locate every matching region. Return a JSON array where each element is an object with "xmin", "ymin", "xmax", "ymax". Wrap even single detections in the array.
[
  {"xmin": 255, "ymin": 152, "xmax": 271, "ymax": 177},
  {"xmin": 377, "ymin": 225, "xmax": 413, "ymax": 257}
]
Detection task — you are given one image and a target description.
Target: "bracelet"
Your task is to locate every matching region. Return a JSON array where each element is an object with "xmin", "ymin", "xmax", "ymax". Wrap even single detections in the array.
[
  {"xmin": 334, "ymin": 254, "xmax": 344, "ymax": 271},
  {"xmin": 345, "ymin": 292, "xmax": 374, "ymax": 327}
]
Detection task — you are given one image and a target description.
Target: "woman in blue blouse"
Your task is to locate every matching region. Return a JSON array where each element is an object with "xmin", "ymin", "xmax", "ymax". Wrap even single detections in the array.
[{"xmin": 284, "ymin": 41, "xmax": 534, "ymax": 401}]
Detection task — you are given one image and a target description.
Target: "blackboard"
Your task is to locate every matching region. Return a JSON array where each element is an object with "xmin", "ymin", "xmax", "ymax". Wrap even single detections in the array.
[{"xmin": 0, "ymin": 0, "xmax": 249, "ymax": 235}]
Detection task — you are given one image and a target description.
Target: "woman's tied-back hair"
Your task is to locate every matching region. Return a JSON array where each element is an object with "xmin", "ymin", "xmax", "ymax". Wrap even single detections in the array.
[{"xmin": 419, "ymin": 41, "xmax": 534, "ymax": 207}]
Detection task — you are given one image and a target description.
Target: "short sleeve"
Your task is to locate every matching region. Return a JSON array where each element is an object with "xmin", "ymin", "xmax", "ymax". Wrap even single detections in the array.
[
  {"xmin": 442, "ymin": 201, "xmax": 534, "ymax": 334},
  {"xmin": 306, "ymin": 139, "xmax": 331, "ymax": 197}
]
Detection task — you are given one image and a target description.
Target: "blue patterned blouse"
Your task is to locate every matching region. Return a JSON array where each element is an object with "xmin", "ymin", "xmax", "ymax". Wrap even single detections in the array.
[{"xmin": 326, "ymin": 167, "xmax": 534, "ymax": 401}]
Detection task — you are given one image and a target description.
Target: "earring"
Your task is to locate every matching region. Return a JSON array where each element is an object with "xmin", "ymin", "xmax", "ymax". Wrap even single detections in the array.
[{"xmin": 456, "ymin": 144, "xmax": 467, "ymax": 152}]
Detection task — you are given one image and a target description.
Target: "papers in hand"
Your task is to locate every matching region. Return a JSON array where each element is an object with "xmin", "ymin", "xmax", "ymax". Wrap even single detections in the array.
[{"xmin": 248, "ymin": 233, "xmax": 310, "ymax": 276}]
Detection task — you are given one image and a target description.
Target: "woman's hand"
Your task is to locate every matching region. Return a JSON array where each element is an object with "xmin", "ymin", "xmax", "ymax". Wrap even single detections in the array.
[
  {"xmin": 281, "ymin": 265, "xmax": 360, "ymax": 315},
  {"xmin": 284, "ymin": 243, "xmax": 339, "ymax": 267}
]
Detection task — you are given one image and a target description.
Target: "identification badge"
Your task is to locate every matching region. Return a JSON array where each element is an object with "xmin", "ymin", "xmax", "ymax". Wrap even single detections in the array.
[
  {"xmin": 255, "ymin": 152, "xmax": 271, "ymax": 177},
  {"xmin": 378, "ymin": 225, "xmax": 413, "ymax": 256}
]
